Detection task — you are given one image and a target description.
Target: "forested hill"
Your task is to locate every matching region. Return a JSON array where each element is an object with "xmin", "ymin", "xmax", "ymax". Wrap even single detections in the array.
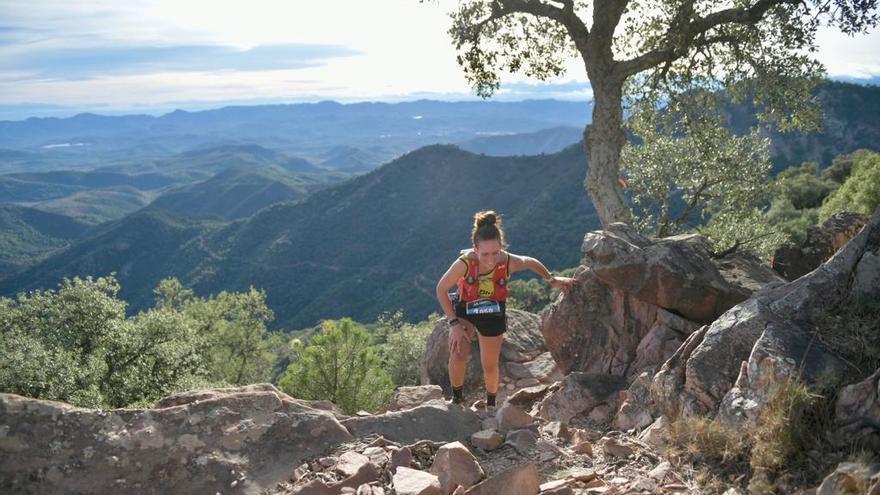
[
  {"xmin": 727, "ymin": 80, "xmax": 880, "ymax": 172},
  {"xmin": 0, "ymin": 144, "xmax": 598, "ymax": 329}
]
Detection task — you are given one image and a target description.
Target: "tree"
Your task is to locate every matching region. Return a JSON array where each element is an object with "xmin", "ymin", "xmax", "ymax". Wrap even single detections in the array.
[
  {"xmin": 622, "ymin": 90, "xmax": 773, "ymax": 238},
  {"xmin": 278, "ymin": 318, "xmax": 394, "ymax": 414},
  {"xmin": 165, "ymin": 282, "xmax": 277, "ymax": 386},
  {"xmin": 440, "ymin": 0, "xmax": 878, "ymax": 228}
]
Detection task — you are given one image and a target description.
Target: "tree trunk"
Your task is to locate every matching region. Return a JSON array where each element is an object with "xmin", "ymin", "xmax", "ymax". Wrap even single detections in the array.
[{"xmin": 583, "ymin": 75, "xmax": 632, "ymax": 228}]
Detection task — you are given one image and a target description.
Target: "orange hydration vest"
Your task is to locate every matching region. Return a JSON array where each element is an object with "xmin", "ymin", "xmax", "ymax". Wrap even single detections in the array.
[{"xmin": 456, "ymin": 249, "xmax": 510, "ymax": 302}]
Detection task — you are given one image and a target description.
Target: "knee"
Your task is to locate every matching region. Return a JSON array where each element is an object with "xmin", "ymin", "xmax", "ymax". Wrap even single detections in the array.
[{"xmin": 448, "ymin": 348, "xmax": 469, "ymax": 364}]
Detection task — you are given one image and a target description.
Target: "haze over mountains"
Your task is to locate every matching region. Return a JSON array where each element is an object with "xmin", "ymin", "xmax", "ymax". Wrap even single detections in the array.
[
  {"xmin": 0, "ymin": 81, "xmax": 878, "ymax": 330},
  {"xmin": 0, "ymin": 99, "xmax": 592, "ymax": 174}
]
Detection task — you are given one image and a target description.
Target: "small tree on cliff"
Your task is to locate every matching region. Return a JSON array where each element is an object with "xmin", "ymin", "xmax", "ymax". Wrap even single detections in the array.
[{"xmin": 437, "ymin": 0, "xmax": 878, "ymax": 228}]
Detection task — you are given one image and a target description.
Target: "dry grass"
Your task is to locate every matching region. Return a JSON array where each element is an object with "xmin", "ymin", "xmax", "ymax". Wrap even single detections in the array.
[
  {"xmin": 814, "ymin": 298, "xmax": 880, "ymax": 385},
  {"xmin": 661, "ymin": 377, "xmax": 851, "ymax": 494}
]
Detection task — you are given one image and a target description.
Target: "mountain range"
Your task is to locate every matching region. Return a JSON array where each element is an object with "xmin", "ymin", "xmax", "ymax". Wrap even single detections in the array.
[{"xmin": 0, "ymin": 144, "xmax": 597, "ymax": 329}]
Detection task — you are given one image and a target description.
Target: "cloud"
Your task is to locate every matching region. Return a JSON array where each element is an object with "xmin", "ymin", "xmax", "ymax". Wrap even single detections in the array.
[{"xmin": 0, "ymin": 43, "xmax": 361, "ymax": 80}]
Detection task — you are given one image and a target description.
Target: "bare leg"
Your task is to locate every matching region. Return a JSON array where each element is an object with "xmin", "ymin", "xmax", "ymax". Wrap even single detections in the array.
[
  {"xmin": 478, "ymin": 333, "xmax": 504, "ymax": 394},
  {"xmin": 448, "ymin": 320, "xmax": 476, "ymax": 388}
]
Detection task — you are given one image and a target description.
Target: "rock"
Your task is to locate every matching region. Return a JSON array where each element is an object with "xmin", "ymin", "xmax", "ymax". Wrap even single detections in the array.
[
  {"xmin": 638, "ymin": 416, "xmax": 668, "ymax": 448},
  {"xmin": 341, "ymin": 402, "xmax": 482, "ymax": 444},
  {"xmin": 506, "ymin": 352, "xmax": 560, "ymax": 382},
  {"xmin": 852, "ymin": 248, "xmax": 880, "ymax": 302},
  {"xmin": 470, "ymin": 430, "xmax": 504, "ymax": 451},
  {"xmin": 539, "ymin": 479, "xmax": 574, "ymax": 495},
  {"xmin": 612, "ymin": 371, "xmax": 654, "ymax": 431},
  {"xmin": 587, "ymin": 404, "xmax": 614, "ymax": 424},
  {"xmin": 291, "ymin": 479, "xmax": 336, "ymax": 495},
  {"xmin": 389, "ymin": 446, "xmax": 413, "ymax": 474},
  {"xmin": 816, "ymin": 462, "xmax": 880, "ymax": 495},
  {"xmin": 361, "ymin": 446, "xmax": 388, "ymax": 466},
  {"xmin": 541, "ymin": 267, "xmax": 665, "ymax": 378},
  {"xmin": 628, "ymin": 478, "xmax": 657, "ymax": 492},
  {"xmin": 334, "ymin": 460, "xmax": 382, "ymax": 492},
  {"xmin": 506, "ymin": 429, "xmax": 538, "ymax": 453},
  {"xmin": 421, "ymin": 310, "xmax": 543, "ymax": 394},
  {"xmin": 648, "ymin": 461, "xmax": 671, "ymax": 481},
  {"xmin": 536, "ymin": 439, "xmax": 564, "ymax": 460},
  {"xmin": 535, "ymin": 372, "xmax": 627, "ymax": 423},
  {"xmin": 393, "ymin": 466, "xmax": 442, "ymax": 495},
  {"xmin": 835, "ymin": 368, "xmax": 880, "ymax": 451},
  {"xmin": 582, "ymin": 223, "xmax": 783, "ymax": 324},
  {"xmin": 772, "ymin": 211, "xmax": 869, "ymax": 281},
  {"xmin": 506, "ymin": 384, "xmax": 552, "ymax": 411},
  {"xmin": 571, "ymin": 440, "xmax": 593, "ymax": 456},
  {"xmin": 336, "ymin": 451, "xmax": 371, "ymax": 477},
  {"xmin": 629, "ymin": 309, "xmax": 700, "ymax": 375},
  {"xmin": 495, "ymin": 401, "xmax": 535, "ymax": 432},
  {"xmin": 465, "ymin": 463, "xmax": 539, "ymax": 495},
  {"xmin": 542, "ymin": 223, "xmax": 781, "ymax": 383},
  {"xmin": 480, "ymin": 417, "xmax": 498, "ymax": 431},
  {"xmin": 385, "ymin": 385, "xmax": 446, "ymax": 412},
  {"xmin": 540, "ymin": 421, "xmax": 571, "ymax": 440},
  {"xmin": 600, "ymin": 437, "xmax": 635, "ymax": 458},
  {"xmin": 429, "ymin": 441, "xmax": 484, "ymax": 495},
  {"xmin": 517, "ymin": 378, "xmax": 542, "ymax": 387},
  {"xmin": 0, "ymin": 384, "xmax": 352, "ymax": 495}
]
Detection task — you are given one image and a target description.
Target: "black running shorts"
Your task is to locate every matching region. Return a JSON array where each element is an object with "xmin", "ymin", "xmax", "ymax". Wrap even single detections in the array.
[{"xmin": 454, "ymin": 298, "xmax": 507, "ymax": 337}]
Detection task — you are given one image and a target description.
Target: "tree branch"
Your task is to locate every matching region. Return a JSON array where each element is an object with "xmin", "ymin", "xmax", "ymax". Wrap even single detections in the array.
[
  {"xmin": 478, "ymin": 0, "xmax": 591, "ymax": 49},
  {"xmin": 616, "ymin": 0, "xmax": 797, "ymax": 78}
]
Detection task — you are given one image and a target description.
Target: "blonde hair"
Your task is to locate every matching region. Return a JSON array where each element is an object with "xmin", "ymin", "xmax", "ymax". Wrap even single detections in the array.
[{"xmin": 471, "ymin": 210, "xmax": 507, "ymax": 248}]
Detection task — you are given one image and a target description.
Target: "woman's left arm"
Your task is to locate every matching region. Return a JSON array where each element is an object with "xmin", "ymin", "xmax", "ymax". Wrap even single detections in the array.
[{"xmin": 507, "ymin": 253, "xmax": 578, "ymax": 293}]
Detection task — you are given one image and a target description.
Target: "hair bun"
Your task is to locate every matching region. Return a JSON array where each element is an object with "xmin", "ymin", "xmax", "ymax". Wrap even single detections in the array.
[{"xmin": 474, "ymin": 210, "xmax": 498, "ymax": 228}]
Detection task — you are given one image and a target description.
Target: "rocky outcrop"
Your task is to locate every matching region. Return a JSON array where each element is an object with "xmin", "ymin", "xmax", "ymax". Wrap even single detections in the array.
[
  {"xmin": 651, "ymin": 207, "xmax": 880, "ymax": 423},
  {"xmin": 0, "ymin": 384, "xmax": 353, "ymax": 495},
  {"xmin": 772, "ymin": 211, "xmax": 869, "ymax": 281},
  {"xmin": 541, "ymin": 223, "xmax": 775, "ymax": 381}
]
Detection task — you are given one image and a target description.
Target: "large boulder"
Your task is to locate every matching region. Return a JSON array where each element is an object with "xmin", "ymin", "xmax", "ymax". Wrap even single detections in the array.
[
  {"xmin": 0, "ymin": 384, "xmax": 353, "ymax": 495},
  {"xmin": 340, "ymin": 402, "xmax": 482, "ymax": 444},
  {"xmin": 652, "ymin": 207, "xmax": 880, "ymax": 422},
  {"xmin": 772, "ymin": 211, "xmax": 869, "ymax": 281},
  {"xmin": 581, "ymin": 223, "xmax": 782, "ymax": 324},
  {"xmin": 420, "ymin": 309, "xmax": 544, "ymax": 394}
]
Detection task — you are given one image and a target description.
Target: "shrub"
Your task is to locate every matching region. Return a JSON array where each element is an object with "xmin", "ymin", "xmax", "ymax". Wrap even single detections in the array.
[{"xmin": 278, "ymin": 318, "xmax": 394, "ymax": 414}]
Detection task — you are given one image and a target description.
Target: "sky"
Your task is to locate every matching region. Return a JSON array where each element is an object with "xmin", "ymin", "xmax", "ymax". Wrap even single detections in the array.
[{"xmin": 0, "ymin": 0, "xmax": 878, "ymax": 120}]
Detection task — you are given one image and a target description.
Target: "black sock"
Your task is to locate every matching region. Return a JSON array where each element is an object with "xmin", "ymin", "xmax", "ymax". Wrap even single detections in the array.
[
  {"xmin": 452, "ymin": 385, "xmax": 464, "ymax": 404},
  {"xmin": 486, "ymin": 392, "xmax": 496, "ymax": 407}
]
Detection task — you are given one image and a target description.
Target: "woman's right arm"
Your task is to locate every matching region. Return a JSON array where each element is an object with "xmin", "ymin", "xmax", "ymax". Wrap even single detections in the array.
[{"xmin": 435, "ymin": 259, "xmax": 466, "ymax": 320}]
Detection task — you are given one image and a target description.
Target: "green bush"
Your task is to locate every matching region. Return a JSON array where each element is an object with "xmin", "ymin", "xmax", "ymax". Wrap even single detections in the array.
[
  {"xmin": 377, "ymin": 310, "xmax": 434, "ymax": 387},
  {"xmin": 278, "ymin": 318, "xmax": 393, "ymax": 414},
  {"xmin": 0, "ymin": 274, "xmax": 285, "ymax": 409},
  {"xmin": 819, "ymin": 150, "xmax": 880, "ymax": 221},
  {"xmin": 0, "ymin": 275, "xmax": 204, "ymax": 408}
]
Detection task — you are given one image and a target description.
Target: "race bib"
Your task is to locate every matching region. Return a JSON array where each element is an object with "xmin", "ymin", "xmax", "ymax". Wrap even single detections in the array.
[{"xmin": 465, "ymin": 298, "xmax": 501, "ymax": 315}]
